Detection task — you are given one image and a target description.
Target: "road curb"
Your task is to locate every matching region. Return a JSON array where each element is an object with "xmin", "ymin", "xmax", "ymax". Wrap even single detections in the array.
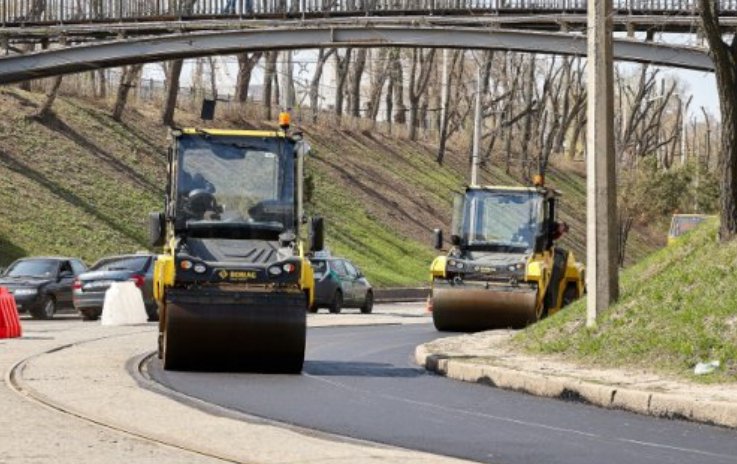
[
  {"xmin": 414, "ymin": 344, "xmax": 737, "ymax": 429},
  {"xmin": 374, "ymin": 287, "xmax": 429, "ymax": 303}
]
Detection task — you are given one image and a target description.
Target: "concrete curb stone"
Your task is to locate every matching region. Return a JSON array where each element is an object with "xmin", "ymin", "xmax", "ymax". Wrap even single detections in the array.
[{"xmin": 415, "ymin": 344, "xmax": 737, "ymax": 429}]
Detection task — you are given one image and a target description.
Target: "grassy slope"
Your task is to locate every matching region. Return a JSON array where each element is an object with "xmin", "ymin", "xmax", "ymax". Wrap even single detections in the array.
[
  {"xmin": 0, "ymin": 87, "xmax": 658, "ymax": 286},
  {"xmin": 516, "ymin": 219, "xmax": 737, "ymax": 382}
]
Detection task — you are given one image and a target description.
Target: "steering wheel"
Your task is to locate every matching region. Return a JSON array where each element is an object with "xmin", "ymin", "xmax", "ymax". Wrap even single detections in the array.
[{"xmin": 187, "ymin": 189, "xmax": 221, "ymax": 219}]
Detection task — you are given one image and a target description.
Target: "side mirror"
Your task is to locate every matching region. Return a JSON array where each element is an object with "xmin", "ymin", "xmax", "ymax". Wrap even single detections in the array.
[
  {"xmin": 310, "ymin": 216, "xmax": 325, "ymax": 252},
  {"xmin": 149, "ymin": 212, "xmax": 165, "ymax": 248},
  {"xmin": 450, "ymin": 234, "xmax": 461, "ymax": 246},
  {"xmin": 533, "ymin": 233, "xmax": 546, "ymax": 254},
  {"xmin": 433, "ymin": 229, "xmax": 444, "ymax": 250}
]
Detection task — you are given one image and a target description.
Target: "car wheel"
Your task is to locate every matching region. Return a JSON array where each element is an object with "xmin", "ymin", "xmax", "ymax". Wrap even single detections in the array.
[
  {"xmin": 30, "ymin": 297, "xmax": 55, "ymax": 320},
  {"xmin": 80, "ymin": 308, "xmax": 101, "ymax": 321},
  {"xmin": 329, "ymin": 290, "xmax": 343, "ymax": 314},
  {"xmin": 360, "ymin": 291, "xmax": 373, "ymax": 314}
]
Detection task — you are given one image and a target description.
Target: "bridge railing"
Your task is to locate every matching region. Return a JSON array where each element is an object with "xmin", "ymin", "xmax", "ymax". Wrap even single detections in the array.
[{"xmin": 1, "ymin": 0, "xmax": 735, "ymax": 25}]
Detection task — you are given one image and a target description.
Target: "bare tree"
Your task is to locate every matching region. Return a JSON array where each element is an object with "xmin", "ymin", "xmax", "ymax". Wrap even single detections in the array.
[
  {"xmin": 235, "ymin": 52, "xmax": 263, "ymax": 103},
  {"xmin": 112, "ymin": 64, "xmax": 143, "ymax": 121},
  {"xmin": 309, "ymin": 48, "xmax": 336, "ymax": 122},
  {"xmin": 348, "ymin": 49, "xmax": 367, "ymax": 118},
  {"xmin": 262, "ymin": 51, "xmax": 278, "ymax": 120},
  {"xmin": 367, "ymin": 49, "xmax": 391, "ymax": 123},
  {"xmin": 407, "ymin": 48, "xmax": 436, "ymax": 141},
  {"xmin": 436, "ymin": 50, "xmax": 461, "ymax": 164},
  {"xmin": 32, "ymin": 76, "xmax": 63, "ymax": 120},
  {"xmin": 700, "ymin": 0, "xmax": 737, "ymax": 241},
  {"xmin": 161, "ymin": 59, "xmax": 183, "ymax": 126},
  {"xmin": 334, "ymin": 48, "xmax": 353, "ymax": 118}
]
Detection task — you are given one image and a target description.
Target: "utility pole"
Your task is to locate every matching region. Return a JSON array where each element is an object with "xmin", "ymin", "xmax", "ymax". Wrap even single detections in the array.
[
  {"xmin": 471, "ymin": 57, "xmax": 482, "ymax": 186},
  {"xmin": 586, "ymin": 0, "xmax": 619, "ymax": 327}
]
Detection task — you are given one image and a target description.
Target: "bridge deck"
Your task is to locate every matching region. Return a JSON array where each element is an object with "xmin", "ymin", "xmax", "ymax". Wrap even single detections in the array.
[{"xmin": 1, "ymin": 0, "xmax": 736, "ymax": 29}]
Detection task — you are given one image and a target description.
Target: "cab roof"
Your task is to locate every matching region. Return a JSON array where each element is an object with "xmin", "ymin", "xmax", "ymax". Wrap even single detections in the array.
[
  {"xmin": 467, "ymin": 185, "xmax": 561, "ymax": 197},
  {"xmin": 177, "ymin": 128, "xmax": 287, "ymax": 138}
]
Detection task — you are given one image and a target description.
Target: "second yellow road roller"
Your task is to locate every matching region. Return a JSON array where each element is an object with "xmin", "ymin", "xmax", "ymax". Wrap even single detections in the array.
[
  {"xmin": 149, "ymin": 113, "xmax": 321, "ymax": 372},
  {"xmin": 430, "ymin": 178, "xmax": 585, "ymax": 331}
]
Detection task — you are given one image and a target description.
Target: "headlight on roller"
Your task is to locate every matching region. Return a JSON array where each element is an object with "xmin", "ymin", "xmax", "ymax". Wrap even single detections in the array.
[
  {"xmin": 268, "ymin": 266, "xmax": 283, "ymax": 276},
  {"xmin": 193, "ymin": 263, "xmax": 207, "ymax": 274}
]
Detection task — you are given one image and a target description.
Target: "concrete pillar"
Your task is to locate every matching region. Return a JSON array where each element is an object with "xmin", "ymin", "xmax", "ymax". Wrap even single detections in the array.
[{"xmin": 586, "ymin": 0, "xmax": 619, "ymax": 327}]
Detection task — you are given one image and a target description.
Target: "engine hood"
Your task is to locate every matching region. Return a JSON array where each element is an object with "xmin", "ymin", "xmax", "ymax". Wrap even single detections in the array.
[
  {"xmin": 183, "ymin": 238, "xmax": 293, "ymax": 265},
  {"xmin": 463, "ymin": 251, "xmax": 530, "ymax": 267}
]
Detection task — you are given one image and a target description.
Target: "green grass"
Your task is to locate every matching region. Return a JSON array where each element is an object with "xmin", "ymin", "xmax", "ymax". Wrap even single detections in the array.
[
  {"xmin": 0, "ymin": 89, "xmax": 163, "ymax": 265},
  {"xmin": 515, "ymin": 219, "xmax": 737, "ymax": 382},
  {"xmin": 0, "ymin": 89, "xmax": 660, "ymax": 288}
]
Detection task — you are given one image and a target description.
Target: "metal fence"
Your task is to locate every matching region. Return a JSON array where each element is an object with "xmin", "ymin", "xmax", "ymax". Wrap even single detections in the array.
[{"xmin": 1, "ymin": 0, "xmax": 735, "ymax": 25}]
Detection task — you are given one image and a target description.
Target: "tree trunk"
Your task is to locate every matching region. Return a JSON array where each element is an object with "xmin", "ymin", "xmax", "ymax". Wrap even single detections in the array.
[
  {"xmin": 112, "ymin": 64, "xmax": 143, "ymax": 121},
  {"xmin": 348, "ymin": 49, "xmax": 367, "ymax": 118},
  {"xmin": 309, "ymin": 49, "xmax": 336, "ymax": 122},
  {"xmin": 161, "ymin": 59, "xmax": 183, "ymax": 126},
  {"xmin": 407, "ymin": 48, "xmax": 436, "ymax": 141},
  {"xmin": 263, "ymin": 51, "xmax": 278, "ymax": 120},
  {"xmin": 699, "ymin": 0, "xmax": 737, "ymax": 240},
  {"xmin": 334, "ymin": 48, "xmax": 352, "ymax": 118},
  {"xmin": 235, "ymin": 52, "xmax": 262, "ymax": 103},
  {"xmin": 390, "ymin": 51, "xmax": 405, "ymax": 125},
  {"xmin": 33, "ymin": 76, "xmax": 63, "ymax": 120},
  {"xmin": 368, "ymin": 49, "xmax": 391, "ymax": 123}
]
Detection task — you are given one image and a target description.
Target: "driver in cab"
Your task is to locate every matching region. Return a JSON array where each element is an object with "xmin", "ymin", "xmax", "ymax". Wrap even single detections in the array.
[{"xmin": 180, "ymin": 168, "xmax": 221, "ymax": 220}]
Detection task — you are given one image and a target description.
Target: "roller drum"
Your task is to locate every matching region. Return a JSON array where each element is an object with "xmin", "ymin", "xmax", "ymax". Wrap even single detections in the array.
[
  {"xmin": 432, "ymin": 283, "xmax": 539, "ymax": 332},
  {"xmin": 163, "ymin": 289, "xmax": 306, "ymax": 373}
]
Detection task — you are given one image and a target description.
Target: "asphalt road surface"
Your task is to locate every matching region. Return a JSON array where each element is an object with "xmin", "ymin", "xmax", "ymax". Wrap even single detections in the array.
[{"xmin": 149, "ymin": 318, "xmax": 737, "ymax": 464}]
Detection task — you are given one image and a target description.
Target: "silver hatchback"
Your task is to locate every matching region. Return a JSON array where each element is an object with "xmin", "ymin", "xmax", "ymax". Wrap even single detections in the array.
[{"xmin": 73, "ymin": 254, "xmax": 158, "ymax": 321}]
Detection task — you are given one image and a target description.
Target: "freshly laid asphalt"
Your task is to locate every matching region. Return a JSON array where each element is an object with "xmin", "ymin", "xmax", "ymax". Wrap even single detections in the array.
[{"xmin": 149, "ymin": 323, "xmax": 737, "ymax": 464}]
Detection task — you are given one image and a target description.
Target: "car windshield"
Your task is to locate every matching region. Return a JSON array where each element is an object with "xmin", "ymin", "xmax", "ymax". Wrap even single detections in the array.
[
  {"xmin": 460, "ymin": 190, "xmax": 543, "ymax": 251},
  {"xmin": 91, "ymin": 256, "xmax": 149, "ymax": 272},
  {"xmin": 5, "ymin": 259, "xmax": 58, "ymax": 278},
  {"xmin": 175, "ymin": 134, "xmax": 295, "ymax": 234}
]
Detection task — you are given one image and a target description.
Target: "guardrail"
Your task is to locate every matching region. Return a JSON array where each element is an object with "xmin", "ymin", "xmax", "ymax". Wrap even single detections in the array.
[{"xmin": 1, "ymin": 0, "xmax": 735, "ymax": 26}]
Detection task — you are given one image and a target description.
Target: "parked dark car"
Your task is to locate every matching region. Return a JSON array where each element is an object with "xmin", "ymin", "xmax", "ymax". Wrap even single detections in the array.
[
  {"xmin": 0, "ymin": 257, "xmax": 87, "ymax": 319},
  {"xmin": 309, "ymin": 257, "xmax": 373, "ymax": 314},
  {"xmin": 73, "ymin": 253, "xmax": 158, "ymax": 321}
]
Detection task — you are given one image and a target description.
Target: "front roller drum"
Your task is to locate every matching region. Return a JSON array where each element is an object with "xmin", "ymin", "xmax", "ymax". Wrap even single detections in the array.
[
  {"xmin": 162, "ymin": 290, "xmax": 306, "ymax": 373},
  {"xmin": 432, "ymin": 284, "xmax": 539, "ymax": 332}
]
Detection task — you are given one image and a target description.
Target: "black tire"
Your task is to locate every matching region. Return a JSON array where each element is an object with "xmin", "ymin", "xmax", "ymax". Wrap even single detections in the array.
[
  {"xmin": 329, "ymin": 290, "xmax": 343, "ymax": 314},
  {"xmin": 30, "ymin": 296, "xmax": 55, "ymax": 320},
  {"xmin": 80, "ymin": 308, "xmax": 101, "ymax": 321},
  {"xmin": 562, "ymin": 284, "xmax": 579, "ymax": 307},
  {"xmin": 146, "ymin": 306, "xmax": 160, "ymax": 322},
  {"xmin": 360, "ymin": 291, "xmax": 373, "ymax": 314},
  {"xmin": 307, "ymin": 304, "xmax": 319, "ymax": 313}
]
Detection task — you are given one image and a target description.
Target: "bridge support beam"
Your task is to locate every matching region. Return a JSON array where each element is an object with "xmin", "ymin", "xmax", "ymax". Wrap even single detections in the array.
[{"xmin": 586, "ymin": 0, "xmax": 619, "ymax": 327}]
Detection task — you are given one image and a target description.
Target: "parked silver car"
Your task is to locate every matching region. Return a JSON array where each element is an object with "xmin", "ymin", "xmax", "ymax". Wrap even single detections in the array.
[
  {"xmin": 73, "ymin": 254, "xmax": 158, "ymax": 321},
  {"xmin": 309, "ymin": 257, "xmax": 373, "ymax": 314}
]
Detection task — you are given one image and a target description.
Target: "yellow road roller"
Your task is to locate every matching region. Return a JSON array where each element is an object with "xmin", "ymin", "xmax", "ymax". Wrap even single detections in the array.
[
  {"xmin": 149, "ymin": 114, "xmax": 321, "ymax": 372},
  {"xmin": 430, "ymin": 180, "xmax": 584, "ymax": 331}
]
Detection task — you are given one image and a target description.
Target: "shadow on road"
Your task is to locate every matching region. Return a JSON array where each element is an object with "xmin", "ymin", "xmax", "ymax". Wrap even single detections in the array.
[{"xmin": 304, "ymin": 360, "xmax": 424, "ymax": 378}]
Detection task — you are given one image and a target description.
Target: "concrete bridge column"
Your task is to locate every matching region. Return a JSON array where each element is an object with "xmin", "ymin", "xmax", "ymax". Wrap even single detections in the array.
[{"xmin": 586, "ymin": 0, "xmax": 619, "ymax": 327}]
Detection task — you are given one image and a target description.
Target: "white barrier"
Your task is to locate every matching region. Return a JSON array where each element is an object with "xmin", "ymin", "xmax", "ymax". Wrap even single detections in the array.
[{"xmin": 101, "ymin": 281, "xmax": 148, "ymax": 326}]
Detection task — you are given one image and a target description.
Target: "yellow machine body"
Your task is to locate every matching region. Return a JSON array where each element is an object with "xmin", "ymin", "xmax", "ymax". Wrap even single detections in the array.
[
  {"xmin": 430, "ymin": 185, "xmax": 584, "ymax": 331},
  {"xmin": 151, "ymin": 127, "xmax": 315, "ymax": 372}
]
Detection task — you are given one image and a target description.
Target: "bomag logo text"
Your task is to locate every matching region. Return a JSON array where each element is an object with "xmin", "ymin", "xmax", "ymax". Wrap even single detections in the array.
[{"xmin": 219, "ymin": 270, "xmax": 258, "ymax": 280}]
